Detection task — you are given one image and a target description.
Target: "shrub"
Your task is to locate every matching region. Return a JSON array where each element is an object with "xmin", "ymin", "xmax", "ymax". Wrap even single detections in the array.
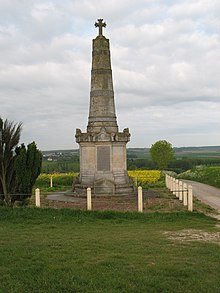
[{"xmin": 177, "ymin": 166, "xmax": 220, "ymax": 188}]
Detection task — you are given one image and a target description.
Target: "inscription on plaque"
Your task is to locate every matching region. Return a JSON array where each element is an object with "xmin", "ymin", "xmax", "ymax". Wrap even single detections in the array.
[{"xmin": 97, "ymin": 146, "xmax": 110, "ymax": 171}]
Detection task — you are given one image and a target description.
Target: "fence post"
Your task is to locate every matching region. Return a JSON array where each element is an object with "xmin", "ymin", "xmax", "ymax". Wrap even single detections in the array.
[
  {"xmin": 35, "ymin": 188, "xmax": 40, "ymax": 207},
  {"xmin": 188, "ymin": 185, "xmax": 193, "ymax": 212},
  {"xmin": 166, "ymin": 174, "xmax": 170, "ymax": 190},
  {"xmin": 138, "ymin": 186, "xmax": 143, "ymax": 213},
  {"xmin": 50, "ymin": 176, "xmax": 53, "ymax": 188},
  {"xmin": 165, "ymin": 174, "xmax": 168, "ymax": 189},
  {"xmin": 179, "ymin": 181, "xmax": 183, "ymax": 201},
  {"xmin": 167, "ymin": 175, "xmax": 170, "ymax": 189},
  {"xmin": 175, "ymin": 179, "xmax": 179, "ymax": 198},
  {"xmin": 87, "ymin": 187, "xmax": 92, "ymax": 211},
  {"xmin": 170, "ymin": 177, "xmax": 173, "ymax": 192},
  {"xmin": 172, "ymin": 178, "xmax": 176, "ymax": 195},
  {"xmin": 183, "ymin": 183, "xmax": 188, "ymax": 206},
  {"xmin": 169, "ymin": 176, "xmax": 172, "ymax": 190}
]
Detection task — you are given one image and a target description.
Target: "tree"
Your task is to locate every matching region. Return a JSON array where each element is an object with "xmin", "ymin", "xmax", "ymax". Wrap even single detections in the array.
[
  {"xmin": 0, "ymin": 117, "xmax": 42, "ymax": 205},
  {"xmin": 14, "ymin": 142, "xmax": 42, "ymax": 203},
  {"xmin": 0, "ymin": 117, "xmax": 22, "ymax": 205},
  {"xmin": 150, "ymin": 140, "xmax": 175, "ymax": 170}
]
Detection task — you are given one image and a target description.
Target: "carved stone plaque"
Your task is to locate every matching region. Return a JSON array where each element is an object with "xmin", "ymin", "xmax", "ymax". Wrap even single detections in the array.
[{"xmin": 97, "ymin": 146, "xmax": 110, "ymax": 171}]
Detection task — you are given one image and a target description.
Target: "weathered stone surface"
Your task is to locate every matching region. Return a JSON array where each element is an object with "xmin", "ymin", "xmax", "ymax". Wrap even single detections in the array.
[{"xmin": 74, "ymin": 20, "xmax": 134, "ymax": 195}]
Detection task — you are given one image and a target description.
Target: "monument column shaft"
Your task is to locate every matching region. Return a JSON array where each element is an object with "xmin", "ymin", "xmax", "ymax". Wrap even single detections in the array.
[{"xmin": 87, "ymin": 36, "xmax": 118, "ymax": 133}]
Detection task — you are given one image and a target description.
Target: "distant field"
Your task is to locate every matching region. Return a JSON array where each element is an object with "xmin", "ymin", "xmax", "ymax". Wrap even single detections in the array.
[
  {"xmin": 42, "ymin": 146, "xmax": 220, "ymax": 160},
  {"xmin": 41, "ymin": 146, "xmax": 220, "ymax": 173},
  {"xmin": 126, "ymin": 146, "xmax": 220, "ymax": 159},
  {"xmin": 1, "ymin": 208, "xmax": 220, "ymax": 292}
]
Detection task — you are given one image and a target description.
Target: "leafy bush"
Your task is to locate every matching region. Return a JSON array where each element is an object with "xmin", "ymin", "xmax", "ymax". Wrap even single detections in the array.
[{"xmin": 177, "ymin": 166, "xmax": 220, "ymax": 188}]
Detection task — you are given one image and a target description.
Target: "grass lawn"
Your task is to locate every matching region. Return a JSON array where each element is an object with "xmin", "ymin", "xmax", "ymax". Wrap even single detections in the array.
[{"xmin": 1, "ymin": 208, "xmax": 220, "ymax": 292}]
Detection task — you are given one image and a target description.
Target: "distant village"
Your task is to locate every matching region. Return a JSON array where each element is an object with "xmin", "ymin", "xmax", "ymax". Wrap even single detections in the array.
[{"xmin": 42, "ymin": 150, "xmax": 79, "ymax": 161}]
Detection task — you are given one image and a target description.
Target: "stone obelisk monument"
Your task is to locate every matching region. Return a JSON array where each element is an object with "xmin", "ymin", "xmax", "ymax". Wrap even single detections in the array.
[{"xmin": 74, "ymin": 19, "xmax": 133, "ymax": 195}]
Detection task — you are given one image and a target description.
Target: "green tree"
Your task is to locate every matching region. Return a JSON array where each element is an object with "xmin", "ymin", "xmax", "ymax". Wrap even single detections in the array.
[
  {"xmin": 150, "ymin": 140, "xmax": 175, "ymax": 170},
  {"xmin": 0, "ymin": 117, "xmax": 22, "ymax": 205},
  {"xmin": 14, "ymin": 142, "xmax": 42, "ymax": 203},
  {"xmin": 0, "ymin": 117, "xmax": 42, "ymax": 206}
]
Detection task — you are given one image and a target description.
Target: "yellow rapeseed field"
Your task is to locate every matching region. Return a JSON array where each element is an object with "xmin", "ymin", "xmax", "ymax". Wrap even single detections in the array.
[
  {"xmin": 36, "ymin": 171, "xmax": 161, "ymax": 188},
  {"xmin": 128, "ymin": 170, "xmax": 161, "ymax": 185},
  {"xmin": 36, "ymin": 173, "xmax": 79, "ymax": 187}
]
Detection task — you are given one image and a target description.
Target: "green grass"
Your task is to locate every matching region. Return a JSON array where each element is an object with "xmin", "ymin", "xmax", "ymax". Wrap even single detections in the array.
[
  {"xmin": 34, "ymin": 173, "xmax": 77, "ymax": 192},
  {"xmin": 178, "ymin": 166, "xmax": 220, "ymax": 188},
  {"xmin": 1, "ymin": 208, "xmax": 220, "ymax": 292}
]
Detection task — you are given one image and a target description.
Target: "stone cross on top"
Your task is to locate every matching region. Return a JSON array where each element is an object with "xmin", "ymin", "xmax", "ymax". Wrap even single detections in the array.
[{"xmin": 95, "ymin": 18, "xmax": 106, "ymax": 36}]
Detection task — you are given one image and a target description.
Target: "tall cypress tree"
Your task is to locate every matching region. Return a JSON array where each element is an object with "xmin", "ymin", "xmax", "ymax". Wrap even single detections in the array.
[{"xmin": 14, "ymin": 142, "xmax": 42, "ymax": 203}]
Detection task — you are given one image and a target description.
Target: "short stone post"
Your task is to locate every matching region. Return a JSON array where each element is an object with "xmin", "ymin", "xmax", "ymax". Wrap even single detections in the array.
[
  {"xmin": 165, "ymin": 174, "xmax": 168, "ymax": 189},
  {"xmin": 169, "ymin": 176, "xmax": 172, "ymax": 190},
  {"xmin": 50, "ymin": 176, "xmax": 53, "ymax": 188},
  {"xmin": 183, "ymin": 183, "xmax": 188, "ymax": 206},
  {"xmin": 166, "ymin": 175, "xmax": 170, "ymax": 190},
  {"xmin": 172, "ymin": 178, "xmax": 176, "ymax": 195},
  {"xmin": 35, "ymin": 188, "xmax": 40, "ymax": 207},
  {"xmin": 175, "ymin": 179, "xmax": 179, "ymax": 198},
  {"xmin": 87, "ymin": 187, "xmax": 92, "ymax": 211},
  {"xmin": 166, "ymin": 175, "xmax": 169, "ymax": 190},
  {"xmin": 179, "ymin": 181, "xmax": 183, "ymax": 201},
  {"xmin": 138, "ymin": 186, "xmax": 143, "ymax": 213},
  {"xmin": 170, "ymin": 177, "xmax": 173, "ymax": 192},
  {"xmin": 188, "ymin": 185, "xmax": 193, "ymax": 212}
]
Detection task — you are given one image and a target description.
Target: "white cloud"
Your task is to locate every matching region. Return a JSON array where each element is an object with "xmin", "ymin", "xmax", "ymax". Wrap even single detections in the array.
[{"xmin": 0, "ymin": 0, "xmax": 219, "ymax": 149}]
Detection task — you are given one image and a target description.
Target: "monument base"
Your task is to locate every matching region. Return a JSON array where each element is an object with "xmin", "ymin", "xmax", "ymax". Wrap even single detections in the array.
[
  {"xmin": 73, "ymin": 173, "xmax": 134, "ymax": 196},
  {"xmin": 74, "ymin": 133, "xmax": 134, "ymax": 196}
]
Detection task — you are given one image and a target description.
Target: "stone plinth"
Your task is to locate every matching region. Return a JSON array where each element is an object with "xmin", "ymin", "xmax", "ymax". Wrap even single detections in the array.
[{"xmin": 75, "ymin": 128, "xmax": 133, "ymax": 194}]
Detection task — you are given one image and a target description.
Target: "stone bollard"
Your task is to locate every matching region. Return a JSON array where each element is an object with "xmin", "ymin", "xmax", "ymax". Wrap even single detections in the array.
[
  {"xmin": 175, "ymin": 179, "xmax": 179, "ymax": 198},
  {"xmin": 35, "ymin": 188, "xmax": 40, "ymax": 207},
  {"xmin": 188, "ymin": 185, "xmax": 193, "ymax": 212},
  {"xmin": 169, "ymin": 175, "xmax": 172, "ymax": 190},
  {"xmin": 170, "ymin": 177, "xmax": 173, "ymax": 192},
  {"xmin": 50, "ymin": 176, "xmax": 53, "ymax": 188},
  {"xmin": 172, "ymin": 178, "xmax": 176, "ymax": 195},
  {"xmin": 183, "ymin": 183, "xmax": 188, "ymax": 206},
  {"xmin": 165, "ymin": 174, "xmax": 169, "ymax": 189},
  {"xmin": 87, "ymin": 187, "xmax": 92, "ymax": 211},
  {"xmin": 179, "ymin": 181, "xmax": 183, "ymax": 201},
  {"xmin": 138, "ymin": 186, "xmax": 143, "ymax": 213},
  {"xmin": 170, "ymin": 176, "xmax": 173, "ymax": 191},
  {"xmin": 167, "ymin": 175, "xmax": 170, "ymax": 190}
]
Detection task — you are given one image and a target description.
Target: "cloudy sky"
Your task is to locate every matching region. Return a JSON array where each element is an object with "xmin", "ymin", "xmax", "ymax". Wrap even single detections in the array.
[{"xmin": 0, "ymin": 0, "xmax": 220, "ymax": 150}]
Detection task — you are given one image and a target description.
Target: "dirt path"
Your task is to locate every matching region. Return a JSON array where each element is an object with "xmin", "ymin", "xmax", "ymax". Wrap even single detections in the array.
[{"xmin": 183, "ymin": 180, "xmax": 220, "ymax": 212}]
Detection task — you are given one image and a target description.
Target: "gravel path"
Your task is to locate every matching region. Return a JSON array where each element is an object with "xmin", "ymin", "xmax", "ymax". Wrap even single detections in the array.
[{"xmin": 183, "ymin": 180, "xmax": 220, "ymax": 212}]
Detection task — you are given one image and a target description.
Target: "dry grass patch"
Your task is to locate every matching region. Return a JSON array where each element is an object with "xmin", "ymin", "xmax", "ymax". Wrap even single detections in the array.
[{"xmin": 164, "ymin": 229, "xmax": 220, "ymax": 244}]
